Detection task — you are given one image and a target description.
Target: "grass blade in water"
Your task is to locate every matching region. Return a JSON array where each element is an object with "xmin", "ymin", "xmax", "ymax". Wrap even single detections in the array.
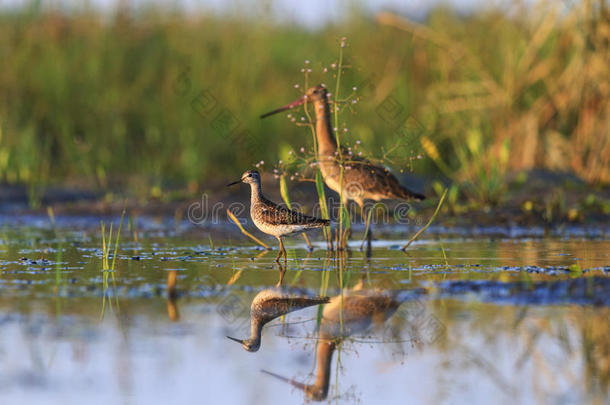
[
  {"xmin": 402, "ymin": 188, "xmax": 448, "ymax": 250},
  {"xmin": 226, "ymin": 209, "xmax": 270, "ymax": 250},
  {"xmin": 280, "ymin": 175, "xmax": 313, "ymax": 250}
]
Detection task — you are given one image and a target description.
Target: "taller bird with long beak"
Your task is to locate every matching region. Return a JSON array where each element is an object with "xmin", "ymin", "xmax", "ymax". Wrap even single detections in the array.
[
  {"xmin": 262, "ymin": 85, "xmax": 425, "ymax": 246},
  {"xmin": 262, "ymin": 282, "xmax": 409, "ymax": 401}
]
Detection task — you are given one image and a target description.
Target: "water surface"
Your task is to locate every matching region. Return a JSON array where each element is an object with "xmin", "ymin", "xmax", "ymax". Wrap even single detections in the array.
[{"xmin": 0, "ymin": 221, "xmax": 608, "ymax": 404}]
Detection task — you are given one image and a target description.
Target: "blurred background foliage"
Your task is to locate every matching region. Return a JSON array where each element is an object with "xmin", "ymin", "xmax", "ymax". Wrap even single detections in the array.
[{"xmin": 0, "ymin": 0, "xmax": 608, "ymax": 207}]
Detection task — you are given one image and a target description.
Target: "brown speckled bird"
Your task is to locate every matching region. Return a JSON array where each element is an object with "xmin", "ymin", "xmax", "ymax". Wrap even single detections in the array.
[
  {"xmin": 226, "ymin": 287, "xmax": 329, "ymax": 352},
  {"xmin": 262, "ymin": 283, "xmax": 405, "ymax": 401},
  {"xmin": 262, "ymin": 85, "xmax": 425, "ymax": 245},
  {"xmin": 227, "ymin": 170, "xmax": 330, "ymax": 262}
]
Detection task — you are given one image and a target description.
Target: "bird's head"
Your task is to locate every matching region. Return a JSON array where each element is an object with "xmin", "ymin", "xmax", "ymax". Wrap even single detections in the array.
[
  {"xmin": 260, "ymin": 84, "xmax": 328, "ymax": 118},
  {"xmin": 226, "ymin": 336, "xmax": 261, "ymax": 352},
  {"xmin": 227, "ymin": 170, "xmax": 261, "ymax": 187}
]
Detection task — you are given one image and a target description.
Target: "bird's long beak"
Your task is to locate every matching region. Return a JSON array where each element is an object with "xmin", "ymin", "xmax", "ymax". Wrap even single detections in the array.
[
  {"xmin": 261, "ymin": 370, "xmax": 307, "ymax": 390},
  {"xmin": 260, "ymin": 96, "xmax": 306, "ymax": 119},
  {"xmin": 226, "ymin": 179, "xmax": 242, "ymax": 187},
  {"xmin": 226, "ymin": 336, "xmax": 244, "ymax": 344}
]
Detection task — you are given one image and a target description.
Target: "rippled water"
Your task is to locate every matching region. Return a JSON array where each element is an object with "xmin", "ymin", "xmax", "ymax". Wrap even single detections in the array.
[{"xmin": 0, "ymin": 219, "xmax": 608, "ymax": 404}]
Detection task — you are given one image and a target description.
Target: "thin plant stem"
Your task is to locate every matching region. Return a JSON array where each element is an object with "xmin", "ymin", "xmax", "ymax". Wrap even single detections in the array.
[
  {"xmin": 359, "ymin": 204, "xmax": 375, "ymax": 250},
  {"xmin": 402, "ymin": 188, "xmax": 448, "ymax": 250},
  {"xmin": 226, "ymin": 208, "xmax": 270, "ymax": 249},
  {"xmin": 280, "ymin": 174, "xmax": 313, "ymax": 250},
  {"xmin": 100, "ymin": 211, "xmax": 125, "ymax": 320},
  {"xmin": 110, "ymin": 210, "xmax": 125, "ymax": 313},
  {"xmin": 303, "ymin": 84, "xmax": 332, "ymax": 250},
  {"xmin": 334, "ymin": 40, "xmax": 347, "ymax": 249}
]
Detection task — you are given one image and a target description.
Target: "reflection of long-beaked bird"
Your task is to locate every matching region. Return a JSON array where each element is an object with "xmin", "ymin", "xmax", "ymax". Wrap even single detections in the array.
[
  {"xmin": 227, "ymin": 288, "xmax": 329, "ymax": 352},
  {"xmin": 261, "ymin": 85, "xmax": 425, "ymax": 245},
  {"xmin": 227, "ymin": 170, "xmax": 330, "ymax": 262},
  {"xmin": 262, "ymin": 286, "xmax": 403, "ymax": 401}
]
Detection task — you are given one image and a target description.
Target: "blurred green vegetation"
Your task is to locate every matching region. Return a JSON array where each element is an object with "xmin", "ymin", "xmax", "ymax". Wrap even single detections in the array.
[{"xmin": 0, "ymin": 1, "xmax": 608, "ymax": 206}]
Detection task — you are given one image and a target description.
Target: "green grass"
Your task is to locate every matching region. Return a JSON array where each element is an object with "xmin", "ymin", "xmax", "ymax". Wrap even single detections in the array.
[
  {"xmin": 0, "ymin": 1, "xmax": 607, "ymax": 207},
  {"xmin": 100, "ymin": 209, "xmax": 125, "ymax": 319}
]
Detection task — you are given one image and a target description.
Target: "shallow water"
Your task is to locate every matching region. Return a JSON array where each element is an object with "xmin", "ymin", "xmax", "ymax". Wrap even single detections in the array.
[{"xmin": 0, "ymin": 220, "xmax": 608, "ymax": 404}]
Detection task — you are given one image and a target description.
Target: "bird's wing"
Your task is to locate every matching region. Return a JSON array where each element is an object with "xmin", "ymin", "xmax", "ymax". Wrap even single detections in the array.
[
  {"xmin": 257, "ymin": 297, "xmax": 329, "ymax": 318},
  {"xmin": 260, "ymin": 199, "xmax": 326, "ymax": 226},
  {"xmin": 340, "ymin": 152, "xmax": 425, "ymax": 201}
]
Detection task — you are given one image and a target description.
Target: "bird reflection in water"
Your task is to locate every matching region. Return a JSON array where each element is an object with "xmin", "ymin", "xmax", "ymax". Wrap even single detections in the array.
[
  {"xmin": 227, "ymin": 263, "xmax": 329, "ymax": 352},
  {"xmin": 262, "ymin": 281, "xmax": 406, "ymax": 401}
]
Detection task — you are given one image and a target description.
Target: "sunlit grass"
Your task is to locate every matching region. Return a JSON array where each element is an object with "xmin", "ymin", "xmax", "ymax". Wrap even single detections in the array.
[
  {"xmin": 100, "ymin": 209, "xmax": 125, "ymax": 320},
  {"xmin": 226, "ymin": 208, "xmax": 270, "ymax": 249},
  {"xmin": 0, "ymin": 0, "xmax": 607, "ymax": 210}
]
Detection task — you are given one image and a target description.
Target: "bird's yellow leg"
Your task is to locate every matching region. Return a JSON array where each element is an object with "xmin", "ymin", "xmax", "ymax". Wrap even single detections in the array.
[{"xmin": 275, "ymin": 262, "xmax": 286, "ymax": 287}]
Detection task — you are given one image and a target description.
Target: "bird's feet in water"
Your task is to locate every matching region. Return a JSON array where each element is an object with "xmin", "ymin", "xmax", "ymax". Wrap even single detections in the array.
[{"xmin": 275, "ymin": 262, "xmax": 286, "ymax": 287}]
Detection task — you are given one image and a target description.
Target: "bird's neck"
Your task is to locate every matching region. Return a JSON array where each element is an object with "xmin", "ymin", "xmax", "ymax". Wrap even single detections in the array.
[
  {"xmin": 249, "ymin": 316, "xmax": 264, "ymax": 344},
  {"xmin": 309, "ymin": 340, "xmax": 335, "ymax": 397},
  {"xmin": 249, "ymin": 182, "xmax": 263, "ymax": 205},
  {"xmin": 314, "ymin": 99, "xmax": 337, "ymax": 156}
]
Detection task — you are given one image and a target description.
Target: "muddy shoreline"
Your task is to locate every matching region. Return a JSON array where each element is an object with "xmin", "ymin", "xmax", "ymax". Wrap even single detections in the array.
[{"xmin": 2, "ymin": 171, "xmax": 609, "ymax": 232}]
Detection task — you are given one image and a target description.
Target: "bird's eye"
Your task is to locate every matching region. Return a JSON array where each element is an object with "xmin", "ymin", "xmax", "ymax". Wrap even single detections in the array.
[{"xmin": 248, "ymin": 173, "xmax": 253, "ymax": 177}]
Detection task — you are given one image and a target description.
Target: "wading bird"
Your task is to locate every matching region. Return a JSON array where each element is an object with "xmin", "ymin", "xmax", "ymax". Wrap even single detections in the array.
[
  {"xmin": 227, "ymin": 284, "xmax": 329, "ymax": 352},
  {"xmin": 261, "ymin": 85, "xmax": 425, "ymax": 248},
  {"xmin": 262, "ymin": 282, "xmax": 410, "ymax": 400},
  {"xmin": 227, "ymin": 170, "xmax": 329, "ymax": 262}
]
